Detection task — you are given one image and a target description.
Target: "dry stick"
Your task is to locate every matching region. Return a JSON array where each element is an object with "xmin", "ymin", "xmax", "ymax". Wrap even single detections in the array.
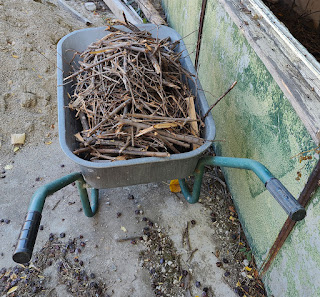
[
  {"xmin": 96, "ymin": 148, "xmax": 170, "ymax": 157},
  {"xmin": 64, "ymin": 52, "xmax": 123, "ymax": 81},
  {"xmin": 118, "ymin": 118, "xmax": 204, "ymax": 145},
  {"xmin": 79, "ymin": 111, "xmax": 89, "ymax": 131},
  {"xmin": 187, "ymin": 248, "xmax": 199, "ymax": 262},
  {"xmin": 116, "ymin": 236, "xmax": 143, "ymax": 242},
  {"xmin": 128, "ymin": 113, "xmax": 198, "ymax": 122},
  {"xmin": 88, "ymin": 98, "xmax": 132, "ymax": 136},
  {"xmin": 202, "ymin": 81, "xmax": 237, "ymax": 120}
]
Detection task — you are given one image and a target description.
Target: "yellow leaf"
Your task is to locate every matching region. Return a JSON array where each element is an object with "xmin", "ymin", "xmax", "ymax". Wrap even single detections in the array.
[
  {"xmin": 7, "ymin": 286, "xmax": 18, "ymax": 294},
  {"xmin": 247, "ymin": 275, "xmax": 253, "ymax": 279},
  {"xmin": 121, "ymin": 226, "xmax": 127, "ymax": 232},
  {"xmin": 153, "ymin": 122, "xmax": 178, "ymax": 129},
  {"xmin": 38, "ymin": 275, "xmax": 44, "ymax": 278},
  {"xmin": 115, "ymin": 155, "xmax": 127, "ymax": 161},
  {"xmin": 12, "ymin": 55, "xmax": 19, "ymax": 59},
  {"xmin": 245, "ymin": 266, "xmax": 252, "ymax": 271},
  {"xmin": 169, "ymin": 179, "xmax": 181, "ymax": 193},
  {"xmin": 45, "ymin": 141, "xmax": 52, "ymax": 145},
  {"xmin": 178, "ymin": 275, "xmax": 182, "ymax": 282},
  {"xmin": 13, "ymin": 146, "xmax": 20, "ymax": 152},
  {"xmin": 236, "ymin": 281, "xmax": 241, "ymax": 287},
  {"xmin": 38, "ymin": 75, "xmax": 43, "ymax": 79}
]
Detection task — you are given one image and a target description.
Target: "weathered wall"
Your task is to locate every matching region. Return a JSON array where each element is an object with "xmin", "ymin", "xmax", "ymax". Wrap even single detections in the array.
[{"xmin": 162, "ymin": 0, "xmax": 320, "ymax": 296}]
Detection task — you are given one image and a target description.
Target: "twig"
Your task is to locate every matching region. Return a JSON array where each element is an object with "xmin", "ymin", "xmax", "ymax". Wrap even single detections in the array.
[{"xmin": 202, "ymin": 81, "xmax": 237, "ymax": 120}]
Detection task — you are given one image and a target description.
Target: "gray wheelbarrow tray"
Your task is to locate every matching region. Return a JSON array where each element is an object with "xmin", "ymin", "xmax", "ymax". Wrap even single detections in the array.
[
  {"xmin": 12, "ymin": 25, "xmax": 306, "ymax": 264},
  {"xmin": 57, "ymin": 25, "xmax": 215, "ymax": 189}
]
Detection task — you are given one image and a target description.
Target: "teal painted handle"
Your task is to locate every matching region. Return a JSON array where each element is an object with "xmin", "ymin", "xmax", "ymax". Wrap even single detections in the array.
[
  {"xmin": 179, "ymin": 156, "xmax": 306, "ymax": 221},
  {"xmin": 13, "ymin": 173, "xmax": 99, "ymax": 264}
]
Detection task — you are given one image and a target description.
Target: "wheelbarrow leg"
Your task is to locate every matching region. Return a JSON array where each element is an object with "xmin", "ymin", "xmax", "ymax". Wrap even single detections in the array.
[
  {"xmin": 13, "ymin": 172, "xmax": 99, "ymax": 264},
  {"xmin": 179, "ymin": 156, "xmax": 306, "ymax": 222}
]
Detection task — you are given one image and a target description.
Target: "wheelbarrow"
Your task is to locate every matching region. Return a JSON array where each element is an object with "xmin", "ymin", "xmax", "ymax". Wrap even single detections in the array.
[{"xmin": 12, "ymin": 25, "xmax": 306, "ymax": 264}]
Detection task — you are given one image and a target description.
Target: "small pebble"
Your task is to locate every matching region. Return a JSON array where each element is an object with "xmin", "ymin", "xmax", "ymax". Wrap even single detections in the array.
[
  {"xmin": 190, "ymin": 219, "xmax": 196, "ymax": 225},
  {"xmin": 80, "ymin": 241, "xmax": 86, "ymax": 247},
  {"xmin": 116, "ymin": 212, "xmax": 122, "ymax": 218},
  {"xmin": 35, "ymin": 177, "xmax": 41, "ymax": 181},
  {"xmin": 4, "ymin": 219, "xmax": 10, "ymax": 224},
  {"xmin": 78, "ymin": 208, "xmax": 83, "ymax": 212},
  {"xmin": 182, "ymin": 270, "xmax": 188, "ymax": 276},
  {"xmin": 202, "ymin": 292, "xmax": 208, "ymax": 297},
  {"xmin": 74, "ymin": 258, "xmax": 79, "ymax": 263},
  {"xmin": 60, "ymin": 232, "xmax": 66, "ymax": 238},
  {"xmin": 195, "ymin": 281, "xmax": 201, "ymax": 288},
  {"xmin": 130, "ymin": 240, "xmax": 136, "ymax": 245},
  {"xmin": 134, "ymin": 210, "xmax": 140, "ymax": 215},
  {"xmin": 211, "ymin": 217, "xmax": 217, "ymax": 222},
  {"xmin": 142, "ymin": 217, "xmax": 148, "ymax": 221},
  {"xmin": 216, "ymin": 261, "xmax": 223, "ymax": 267},
  {"xmin": 39, "ymin": 225, "xmax": 44, "ymax": 231},
  {"xmin": 222, "ymin": 258, "xmax": 229, "ymax": 264},
  {"xmin": 84, "ymin": 2, "xmax": 96, "ymax": 11},
  {"xmin": 224, "ymin": 271, "xmax": 231, "ymax": 277},
  {"xmin": 148, "ymin": 221, "xmax": 154, "ymax": 227},
  {"xmin": 60, "ymin": 164, "xmax": 65, "ymax": 168},
  {"xmin": 231, "ymin": 234, "xmax": 237, "ymax": 240},
  {"xmin": 90, "ymin": 273, "xmax": 96, "ymax": 279},
  {"xmin": 243, "ymin": 259, "xmax": 249, "ymax": 266},
  {"xmin": 79, "ymin": 235, "xmax": 84, "ymax": 239},
  {"xmin": 159, "ymin": 258, "xmax": 164, "ymax": 264},
  {"xmin": 0, "ymin": 219, "xmax": 4, "ymax": 223},
  {"xmin": 79, "ymin": 260, "xmax": 84, "ymax": 266},
  {"xmin": 127, "ymin": 194, "xmax": 134, "ymax": 200}
]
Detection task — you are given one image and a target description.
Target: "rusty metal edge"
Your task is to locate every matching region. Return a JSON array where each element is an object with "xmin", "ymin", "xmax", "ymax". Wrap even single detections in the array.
[
  {"xmin": 260, "ymin": 159, "xmax": 320, "ymax": 276},
  {"xmin": 194, "ymin": 0, "xmax": 208, "ymax": 70}
]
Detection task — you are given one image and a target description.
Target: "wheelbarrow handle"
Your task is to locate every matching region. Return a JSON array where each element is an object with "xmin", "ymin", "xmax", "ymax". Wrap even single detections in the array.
[
  {"xmin": 266, "ymin": 178, "xmax": 306, "ymax": 221},
  {"xmin": 12, "ymin": 172, "xmax": 99, "ymax": 264},
  {"xmin": 12, "ymin": 211, "xmax": 42, "ymax": 264},
  {"xmin": 179, "ymin": 156, "xmax": 306, "ymax": 221}
]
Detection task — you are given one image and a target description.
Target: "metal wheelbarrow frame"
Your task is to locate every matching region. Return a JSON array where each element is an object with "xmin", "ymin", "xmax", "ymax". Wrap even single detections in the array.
[{"xmin": 13, "ymin": 25, "xmax": 306, "ymax": 264}]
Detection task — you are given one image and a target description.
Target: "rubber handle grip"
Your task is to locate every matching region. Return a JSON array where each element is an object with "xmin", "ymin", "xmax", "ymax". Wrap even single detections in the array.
[
  {"xmin": 265, "ymin": 178, "xmax": 306, "ymax": 221},
  {"xmin": 12, "ymin": 211, "xmax": 42, "ymax": 264}
]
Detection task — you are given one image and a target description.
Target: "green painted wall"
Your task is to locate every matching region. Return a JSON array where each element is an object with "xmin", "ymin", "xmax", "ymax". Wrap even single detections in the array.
[{"xmin": 162, "ymin": 0, "xmax": 320, "ymax": 296}]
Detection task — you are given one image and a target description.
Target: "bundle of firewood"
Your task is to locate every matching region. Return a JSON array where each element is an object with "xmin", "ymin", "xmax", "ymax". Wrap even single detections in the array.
[{"xmin": 64, "ymin": 24, "xmax": 204, "ymax": 162}]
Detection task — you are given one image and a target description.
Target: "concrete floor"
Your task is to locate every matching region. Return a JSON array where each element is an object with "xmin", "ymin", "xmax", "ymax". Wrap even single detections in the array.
[{"xmin": 0, "ymin": 139, "xmax": 237, "ymax": 296}]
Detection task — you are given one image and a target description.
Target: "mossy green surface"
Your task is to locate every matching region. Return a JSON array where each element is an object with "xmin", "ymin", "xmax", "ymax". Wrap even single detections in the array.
[{"xmin": 162, "ymin": 0, "xmax": 320, "ymax": 296}]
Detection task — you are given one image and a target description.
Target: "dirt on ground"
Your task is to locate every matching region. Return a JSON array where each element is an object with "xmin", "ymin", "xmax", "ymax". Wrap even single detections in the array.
[{"xmin": 0, "ymin": 1, "xmax": 267, "ymax": 297}]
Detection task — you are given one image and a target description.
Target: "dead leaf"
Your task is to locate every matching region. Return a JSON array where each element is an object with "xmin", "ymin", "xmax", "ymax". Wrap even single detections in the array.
[
  {"xmin": 12, "ymin": 55, "xmax": 19, "ymax": 59},
  {"xmin": 169, "ymin": 179, "xmax": 181, "ymax": 193},
  {"xmin": 228, "ymin": 205, "xmax": 236, "ymax": 213},
  {"xmin": 245, "ymin": 266, "xmax": 252, "ymax": 271},
  {"xmin": 229, "ymin": 216, "xmax": 236, "ymax": 222},
  {"xmin": 7, "ymin": 286, "xmax": 18, "ymax": 294},
  {"xmin": 121, "ymin": 226, "xmax": 127, "ymax": 232},
  {"xmin": 115, "ymin": 155, "xmax": 127, "ymax": 161},
  {"xmin": 45, "ymin": 141, "xmax": 52, "ymax": 145}
]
